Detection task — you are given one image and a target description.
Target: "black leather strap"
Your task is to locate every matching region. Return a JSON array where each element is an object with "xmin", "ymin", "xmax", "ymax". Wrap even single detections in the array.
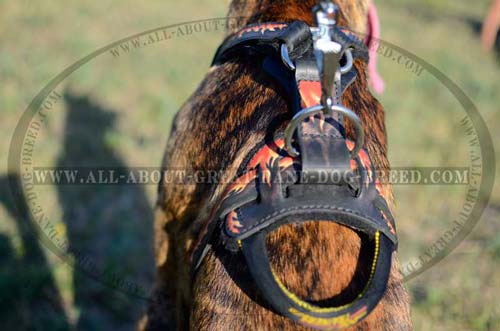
[
  {"xmin": 212, "ymin": 21, "xmax": 368, "ymax": 68},
  {"xmin": 294, "ymin": 55, "xmax": 351, "ymax": 183},
  {"xmin": 212, "ymin": 21, "xmax": 312, "ymax": 66},
  {"xmin": 221, "ymin": 154, "xmax": 397, "ymax": 247},
  {"xmin": 210, "ymin": 142, "xmax": 397, "ymax": 330},
  {"xmin": 192, "ymin": 20, "xmax": 395, "ymax": 331}
]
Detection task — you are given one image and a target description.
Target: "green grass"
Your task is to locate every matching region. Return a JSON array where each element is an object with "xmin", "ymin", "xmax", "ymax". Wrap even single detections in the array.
[{"xmin": 1, "ymin": 0, "xmax": 499, "ymax": 330}]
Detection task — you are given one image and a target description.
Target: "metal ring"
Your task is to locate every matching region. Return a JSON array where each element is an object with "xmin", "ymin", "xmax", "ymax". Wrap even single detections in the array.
[
  {"xmin": 280, "ymin": 44, "xmax": 295, "ymax": 71},
  {"xmin": 340, "ymin": 48, "xmax": 353, "ymax": 74},
  {"xmin": 284, "ymin": 105, "xmax": 323, "ymax": 157},
  {"xmin": 284, "ymin": 104, "xmax": 364, "ymax": 158}
]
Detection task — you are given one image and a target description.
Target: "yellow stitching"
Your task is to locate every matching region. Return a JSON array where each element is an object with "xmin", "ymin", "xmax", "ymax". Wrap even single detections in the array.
[
  {"xmin": 271, "ymin": 231, "xmax": 381, "ymax": 313},
  {"xmin": 288, "ymin": 307, "xmax": 367, "ymax": 328}
]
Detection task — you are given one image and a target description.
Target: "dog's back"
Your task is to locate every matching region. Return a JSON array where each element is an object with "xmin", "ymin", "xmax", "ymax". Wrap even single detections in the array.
[{"xmin": 143, "ymin": 1, "xmax": 413, "ymax": 330}]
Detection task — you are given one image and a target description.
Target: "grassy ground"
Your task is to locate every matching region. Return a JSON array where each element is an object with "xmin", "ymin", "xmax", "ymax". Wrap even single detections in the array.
[{"xmin": 1, "ymin": 0, "xmax": 499, "ymax": 330}]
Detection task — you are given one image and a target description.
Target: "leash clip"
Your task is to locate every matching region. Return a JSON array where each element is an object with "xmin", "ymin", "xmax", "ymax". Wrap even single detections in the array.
[
  {"xmin": 284, "ymin": 1, "xmax": 363, "ymax": 158},
  {"xmin": 312, "ymin": 1, "xmax": 348, "ymax": 111}
]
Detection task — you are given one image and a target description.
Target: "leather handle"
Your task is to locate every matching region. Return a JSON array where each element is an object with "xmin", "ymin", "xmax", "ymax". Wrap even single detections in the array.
[{"xmin": 241, "ymin": 228, "xmax": 393, "ymax": 331}]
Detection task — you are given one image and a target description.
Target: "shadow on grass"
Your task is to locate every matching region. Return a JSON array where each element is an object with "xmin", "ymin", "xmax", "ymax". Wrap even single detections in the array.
[
  {"xmin": 54, "ymin": 90, "xmax": 155, "ymax": 331},
  {"xmin": 0, "ymin": 90, "xmax": 156, "ymax": 331},
  {"xmin": 0, "ymin": 174, "xmax": 70, "ymax": 331}
]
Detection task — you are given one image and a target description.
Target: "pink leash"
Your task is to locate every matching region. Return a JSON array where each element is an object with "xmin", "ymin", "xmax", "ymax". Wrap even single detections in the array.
[{"xmin": 366, "ymin": 1, "xmax": 384, "ymax": 94}]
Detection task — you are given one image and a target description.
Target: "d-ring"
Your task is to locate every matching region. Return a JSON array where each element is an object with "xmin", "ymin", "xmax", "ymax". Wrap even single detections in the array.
[
  {"xmin": 280, "ymin": 44, "xmax": 296, "ymax": 71},
  {"xmin": 284, "ymin": 104, "xmax": 364, "ymax": 158},
  {"xmin": 340, "ymin": 48, "xmax": 353, "ymax": 74}
]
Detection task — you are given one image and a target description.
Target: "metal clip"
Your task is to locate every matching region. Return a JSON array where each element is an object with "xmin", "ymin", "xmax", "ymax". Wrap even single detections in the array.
[
  {"xmin": 284, "ymin": 0, "xmax": 364, "ymax": 158},
  {"xmin": 315, "ymin": 38, "xmax": 342, "ymax": 112},
  {"xmin": 313, "ymin": 1, "xmax": 342, "ymax": 111},
  {"xmin": 280, "ymin": 44, "xmax": 296, "ymax": 71}
]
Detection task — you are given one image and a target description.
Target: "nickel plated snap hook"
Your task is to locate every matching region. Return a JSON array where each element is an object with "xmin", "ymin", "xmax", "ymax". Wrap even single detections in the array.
[{"xmin": 284, "ymin": 0, "xmax": 363, "ymax": 158}]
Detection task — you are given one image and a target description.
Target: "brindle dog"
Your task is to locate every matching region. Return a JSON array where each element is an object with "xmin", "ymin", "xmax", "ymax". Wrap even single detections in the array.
[{"xmin": 141, "ymin": 1, "xmax": 413, "ymax": 330}]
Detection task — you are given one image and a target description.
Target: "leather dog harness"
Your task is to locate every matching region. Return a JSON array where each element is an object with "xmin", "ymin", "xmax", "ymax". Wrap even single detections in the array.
[{"xmin": 192, "ymin": 3, "xmax": 397, "ymax": 330}]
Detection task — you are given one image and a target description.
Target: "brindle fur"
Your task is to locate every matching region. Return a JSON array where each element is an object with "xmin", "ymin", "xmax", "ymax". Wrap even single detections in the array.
[{"xmin": 141, "ymin": 1, "xmax": 413, "ymax": 330}]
